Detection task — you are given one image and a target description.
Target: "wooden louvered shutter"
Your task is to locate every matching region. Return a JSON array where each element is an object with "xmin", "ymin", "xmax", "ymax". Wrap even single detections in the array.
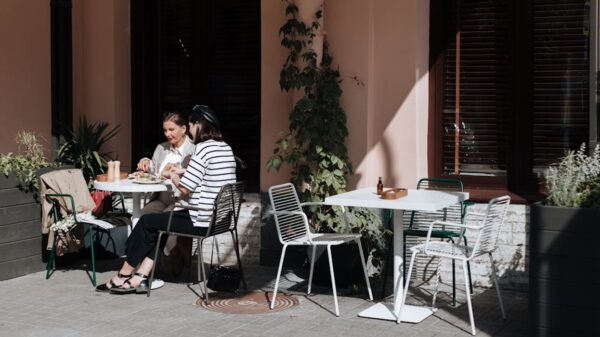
[
  {"xmin": 531, "ymin": 0, "xmax": 590, "ymax": 174},
  {"xmin": 442, "ymin": 0, "xmax": 510, "ymax": 176}
]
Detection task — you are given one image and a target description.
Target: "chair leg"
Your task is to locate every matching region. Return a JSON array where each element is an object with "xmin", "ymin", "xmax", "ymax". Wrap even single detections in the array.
[
  {"xmin": 462, "ymin": 260, "xmax": 476, "ymax": 335},
  {"xmin": 326, "ymin": 244, "xmax": 339, "ymax": 317},
  {"xmin": 402, "ymin": 233, "xmax": 407, "ymax": 287},
  {"xmin": 463, "ymin": 236, "xmax": 474, "ymax": 293},
  {"xmin": 489, "ymin": 253, "xmax": 506, "ymax": 319},
  {"xmin": 88, "ymin": 225, "xmax": 97, "ymax": 287},
  {"xmin": 308, "ymin": 245, "xmax": 316, "ymax": 295},
  {"xmin": 199, "ymin": 238, "xmax": 209, "ymax": 304},
  {"xmin": 45, "ymin": 233, "xmax": 57, "ymax": 280},
  {"xmin": 231, "ymin": 230, "xmax": 247, "ymax": 290},
  {"xmin": 397, "ymin": 249, "xmax": 418, "ymax": 323},
  {"xmin": 356, "ymin": 238, "xmax": 373, "ymax": 301},
  {"xmin": 147, "ymin": 231, "xmax": 164, "ymax": 298},
  {"xmin": 270, "ymin": 244, "xmax": 288, "ymax": 309},
  {"xmin": 432, "ymin": 256, "xmax": 441, "ymax": 309},
  {"xmin": 449, "ymin": 237, "xmax": 457, "ymax": 307}
]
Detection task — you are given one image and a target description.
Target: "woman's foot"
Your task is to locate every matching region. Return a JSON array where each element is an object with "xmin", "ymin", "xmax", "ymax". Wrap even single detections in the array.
[
  {"xmin": 96, "ymin": 272, "xmax": 131, "ymax": 292},
  {"xmin": 110, "ymin": 272, "xmax": 149, "ymax": 294}
]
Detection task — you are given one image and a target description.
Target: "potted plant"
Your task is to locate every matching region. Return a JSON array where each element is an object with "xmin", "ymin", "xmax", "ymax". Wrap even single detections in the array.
[
  {"xmin": 56, "ymin": 115, "xmax": 120, "ymax": 185},
  {"xmin": 266, "ymin": 2, "xmax": 389, "ymax": 286},
  {"xmin": 0, "ymin": 131, "xmax": 54, "ymax": 280},
  {"xmin": 529, "ymin": 143, "xmax": 600, "ymax": 337}
]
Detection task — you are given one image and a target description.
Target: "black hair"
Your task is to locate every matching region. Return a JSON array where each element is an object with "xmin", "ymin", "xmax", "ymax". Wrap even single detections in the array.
[{"xmin": 189, "ymin": 113, "xmax": 224, "ymax": 143}]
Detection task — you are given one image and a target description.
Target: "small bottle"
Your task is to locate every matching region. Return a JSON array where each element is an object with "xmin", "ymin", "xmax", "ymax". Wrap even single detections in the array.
[
  {"xmin": 377, "ymin": 176, "xmax": 383, "ymax": 195},
  {"xmin": 113, "ymin": 161, "xmax": 121, "ymax": 182},
  {"xmin": 107, "ymin": 161, "xmax": 115, "ymax": 182}
]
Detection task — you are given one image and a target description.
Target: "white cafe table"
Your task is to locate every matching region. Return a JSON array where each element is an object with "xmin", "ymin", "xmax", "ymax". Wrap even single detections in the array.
[
  {"xmin": 94, "ymin": 178, "xmax": 169, "ymax": 228},
  {"xmin": 324, "ymin": 187, "xmax": 469, "ymax": 323}
]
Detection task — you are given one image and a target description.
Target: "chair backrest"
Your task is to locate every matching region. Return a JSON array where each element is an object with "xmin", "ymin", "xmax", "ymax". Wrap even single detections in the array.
[
  {"xmin": 406, "ymin": 178, "xmax": 464, "ymax": 229},
  {"xmin": 268, "ymin": 183, "xmax": 310, "ymax": 244},
  {"xmin": 206, "ymin": 182, "xmax": 243, "ymax": 237},
  {"xmin": 470, "ymin": 195, "xmax": 511, "ymax": 257}
]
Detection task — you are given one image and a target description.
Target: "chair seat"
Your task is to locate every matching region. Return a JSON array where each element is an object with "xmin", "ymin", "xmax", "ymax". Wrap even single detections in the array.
[
  {"xmin": 413, "ymin": 241, "xmax": 473, "ymax": 260},
  {"xmin": 404, "ymin": 228, "xmax": 461, "ymax": 238},
  {"xmin": 287, "ymin": 233, "xmax": 361, "ymax": 245}
]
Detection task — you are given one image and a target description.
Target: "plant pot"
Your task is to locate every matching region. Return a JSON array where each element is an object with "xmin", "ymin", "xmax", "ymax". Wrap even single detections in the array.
[
  {"xmin": 529, "ymin": 202, "xmax": 600, "ymax": 337},
  {"xmin": 0, "ymin": 174, "xmax": 45, "ymax": 280}
]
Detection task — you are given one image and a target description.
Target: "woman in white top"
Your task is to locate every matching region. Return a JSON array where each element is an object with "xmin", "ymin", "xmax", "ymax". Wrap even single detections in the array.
[
  {"xmin": 101, "ymin": 105, "xmax": 236, "ymax": 294},
  {"xmin": 136, "ymin": 111, "xmax": 195, "ymax": 214}
]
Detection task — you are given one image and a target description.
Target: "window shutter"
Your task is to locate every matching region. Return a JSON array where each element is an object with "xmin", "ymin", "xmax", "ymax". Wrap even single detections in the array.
[
  {"xmin": 442, "ymin": 0, "xmax": 510, "ymax": 176},
  {"xmin": 531, "ymin": 0, "xmax": 590, "ymax": 174}
]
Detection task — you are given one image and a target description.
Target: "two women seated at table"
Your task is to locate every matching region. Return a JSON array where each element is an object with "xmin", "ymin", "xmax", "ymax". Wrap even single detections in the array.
[{"xmin": 101, "ymin": 105, "xmax": 237, "ymax": 293}]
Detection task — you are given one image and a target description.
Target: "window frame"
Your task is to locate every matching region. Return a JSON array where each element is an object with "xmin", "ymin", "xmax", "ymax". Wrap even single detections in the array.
[{"xmin": 428, "ymin": 0, "xmax": 598, "ymax": 203}]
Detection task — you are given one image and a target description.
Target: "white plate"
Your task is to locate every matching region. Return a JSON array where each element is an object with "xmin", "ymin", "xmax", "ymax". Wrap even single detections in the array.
[{"xmin": 133, "ymin": 179, "xmax": 162, "ymax": 184}]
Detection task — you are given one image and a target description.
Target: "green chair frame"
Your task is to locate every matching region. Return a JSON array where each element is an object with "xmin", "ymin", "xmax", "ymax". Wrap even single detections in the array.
[
  {"xmin": 45, "ymin": 193, "xmax": 99, "ymax": 287},
  {"xmin": 403, "ymin": 178, "xmax": 473, "ymax": 306}
]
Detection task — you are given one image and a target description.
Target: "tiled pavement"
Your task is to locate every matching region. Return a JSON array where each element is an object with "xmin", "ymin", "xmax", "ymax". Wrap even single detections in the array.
[{"xmin": 0, "ymin": 257, "xmax": 528, "ymax": 337}]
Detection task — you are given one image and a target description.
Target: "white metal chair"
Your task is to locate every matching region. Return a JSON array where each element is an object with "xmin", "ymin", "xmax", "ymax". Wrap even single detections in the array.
[
  {"xmin": 268, "ymin": 183, "xmax": 373, "ymax": 316},
  {"xmin": 397, "ymin": 195, "xmax": 511, "ymax": 335}
]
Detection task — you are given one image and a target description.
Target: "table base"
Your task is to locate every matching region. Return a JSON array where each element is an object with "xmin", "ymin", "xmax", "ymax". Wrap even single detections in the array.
[{"xmin": 358, "ymin": 302, "xmax": 435, "ymax": 323}]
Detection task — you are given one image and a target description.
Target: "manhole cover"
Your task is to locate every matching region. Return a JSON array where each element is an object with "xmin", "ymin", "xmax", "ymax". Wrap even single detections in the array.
[{"xmin": 197, "ymin": 291, "xmax": 299, "ymax": 314}]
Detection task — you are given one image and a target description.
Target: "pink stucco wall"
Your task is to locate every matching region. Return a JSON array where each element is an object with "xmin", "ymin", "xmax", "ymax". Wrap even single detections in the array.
[
  {"xmin": 0, "ymin": 0, "xmax": 51, "ymax": 154},
  {"xmin": 260, "ymin": 0, "xmax": 430, "ymax": 191},
  {"xmin": 73, "ymin": 0, "xmax": 132, "ymax": 172}
]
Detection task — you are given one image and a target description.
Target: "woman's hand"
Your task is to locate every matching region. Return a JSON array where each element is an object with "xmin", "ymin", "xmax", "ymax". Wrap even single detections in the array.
[
  {"xmin": 170, "ymin": 174, "xmax": 190, "ymax": 195},
  {"xmin": 137, "ymin": 159, "xmax": 151, "ymax": 172}
]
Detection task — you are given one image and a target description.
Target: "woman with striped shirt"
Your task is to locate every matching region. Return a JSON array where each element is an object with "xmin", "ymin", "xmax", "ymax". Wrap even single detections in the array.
[{"xmin": 102, "ymin": 105, "xmax": 236, "ymax": 294}]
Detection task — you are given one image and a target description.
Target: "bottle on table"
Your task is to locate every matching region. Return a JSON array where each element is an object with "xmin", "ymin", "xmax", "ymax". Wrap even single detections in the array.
[
  {"xmin": 377, "ymin": 176, "xmax": 383, "ymax": 195},
  {"xmin": 113, "ymin": 161, "xmax": 121, "ymax": 182},
  {"xmin": 107, "ymin": 161, "xmax": 115, "ymax": 182}
]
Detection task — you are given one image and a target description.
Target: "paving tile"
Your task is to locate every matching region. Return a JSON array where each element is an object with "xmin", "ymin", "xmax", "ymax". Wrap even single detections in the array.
[{"xmin": 0, "ymin": 262, "xmax": 528, "ymax": 337}]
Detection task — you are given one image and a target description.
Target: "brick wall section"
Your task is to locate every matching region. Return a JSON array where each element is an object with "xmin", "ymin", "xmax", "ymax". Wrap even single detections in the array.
[{"xmin": 196, "ymin": 193, "xmax": 262, "ymax": 266}]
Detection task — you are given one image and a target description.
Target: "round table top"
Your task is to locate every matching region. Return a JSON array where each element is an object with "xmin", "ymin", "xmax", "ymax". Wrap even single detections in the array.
[{"xmin": 94, "ymin": 178, "xmax": 169, "ymax": 193}]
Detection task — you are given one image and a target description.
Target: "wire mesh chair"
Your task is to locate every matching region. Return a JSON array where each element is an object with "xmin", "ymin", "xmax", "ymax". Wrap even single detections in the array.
[
  {"xmin": 147, "ymin": 182, "xmax": 247, "ymax": 300},
  {"xmin": 268, "ymin": 183, "xmax": 373, "ymax": 317},
  {"xmin": 397, "ymin": 195, "xmax": 511, "ymax": 335},
  {"xmin": 403, "ymin": 178, "xmax": 473, "ymax": 306}
]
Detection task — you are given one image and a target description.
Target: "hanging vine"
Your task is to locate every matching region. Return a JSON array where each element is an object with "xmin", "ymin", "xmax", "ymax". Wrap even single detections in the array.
[{"xmin": 267, "ymin": 1, "xmax": 388, "ymax": 272}]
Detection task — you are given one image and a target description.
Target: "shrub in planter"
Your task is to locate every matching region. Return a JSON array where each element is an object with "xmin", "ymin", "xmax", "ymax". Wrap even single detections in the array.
[{"xmin": 530, "ymin": 143, "xmax": 600, "ymax": 337}]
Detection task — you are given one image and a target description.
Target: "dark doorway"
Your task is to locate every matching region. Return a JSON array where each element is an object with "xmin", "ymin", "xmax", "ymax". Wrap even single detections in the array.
[{"xmin": 131, "ymin": 0, "xmax": 261, "ymax": 191}]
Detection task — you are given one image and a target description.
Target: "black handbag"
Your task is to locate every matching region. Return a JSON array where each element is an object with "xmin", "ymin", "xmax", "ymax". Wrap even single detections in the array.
[
  {"xmin": 206, "ymin": 265, "xmax": 241, "ymax": 292},
  {"xmin": 206, "ymin": 238, "xmax": 241, "ymax": 292}
]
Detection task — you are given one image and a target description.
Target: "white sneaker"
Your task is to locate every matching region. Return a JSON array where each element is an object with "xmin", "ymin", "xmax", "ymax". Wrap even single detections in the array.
[{"xmin": 151, "ymin": 279, "xmax": 165, "ymax": 290}]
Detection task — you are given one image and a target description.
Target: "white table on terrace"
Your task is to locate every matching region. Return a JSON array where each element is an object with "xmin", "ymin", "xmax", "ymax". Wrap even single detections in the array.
[
  {"xmin": 94, "ymin": 178, "xmax": 170, "ymax": 227},
  {"xmin": 324, "ymin": 187, "xmax": 469, "ymax": 323}
]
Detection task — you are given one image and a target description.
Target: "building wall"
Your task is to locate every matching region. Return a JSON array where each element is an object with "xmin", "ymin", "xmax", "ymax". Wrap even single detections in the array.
[
  {"xmin": 260, "ymin": 0, "xmax": 430, "ymax": 191},
  {"xmin": 0, "ymin": 0, "xmax": 51, "ymax": 154},
  {"xmin": 72, "ymin": 0, "xmax": 132, "ymax": 172}
]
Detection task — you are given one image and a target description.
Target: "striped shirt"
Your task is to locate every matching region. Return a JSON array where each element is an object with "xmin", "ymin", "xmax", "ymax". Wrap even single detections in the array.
[{"xmin": 179, "ymin": 140, "xmax": 237, "ymax": 227}]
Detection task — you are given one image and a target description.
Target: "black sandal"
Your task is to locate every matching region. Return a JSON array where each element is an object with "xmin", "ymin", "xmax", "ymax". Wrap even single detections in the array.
[
  {"xmin": 96, "ymin": 272, "xmax": 132, "ymax": 292},
  {"xmin": 110, "ymin": 272, "xmax": 149, "ymax": 294}
]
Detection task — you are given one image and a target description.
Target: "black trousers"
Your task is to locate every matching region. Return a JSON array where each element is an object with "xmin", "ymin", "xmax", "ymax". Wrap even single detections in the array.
[{"xmin": 125, "ymin": 210, "xmax": 207, "ymax": 267}]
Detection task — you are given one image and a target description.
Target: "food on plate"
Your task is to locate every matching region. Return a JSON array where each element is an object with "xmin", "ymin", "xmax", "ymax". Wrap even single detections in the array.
[{"xmin": 135, "ymin": 172, "xmax": 159, "ymax": 183}]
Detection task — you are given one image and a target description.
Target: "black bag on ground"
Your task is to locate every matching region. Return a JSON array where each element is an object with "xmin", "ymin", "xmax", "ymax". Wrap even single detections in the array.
[{"xmin": 207, "ymin": 265, "xmax": 241, "ymax": 292}]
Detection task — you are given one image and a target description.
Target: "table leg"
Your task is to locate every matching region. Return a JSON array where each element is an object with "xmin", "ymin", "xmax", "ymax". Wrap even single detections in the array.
[
  {"xmin": 358, "ymin": 209, "xmax": 435, "ymax": 323},
  {"xmin": 131, "ymin": 192, "xmax": 141, "ymax": 233}
]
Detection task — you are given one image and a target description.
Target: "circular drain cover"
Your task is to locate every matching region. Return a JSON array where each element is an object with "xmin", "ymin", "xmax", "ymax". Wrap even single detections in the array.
[{"xmin": 197, "ymin": 291, "xmax": 299, "ymax": 314}]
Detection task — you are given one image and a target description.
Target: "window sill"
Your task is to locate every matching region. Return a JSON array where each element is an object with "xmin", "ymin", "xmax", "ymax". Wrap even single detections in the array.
[{"xmin": 465, "ymin": 188, "xmax": 544, "ymax": 205}]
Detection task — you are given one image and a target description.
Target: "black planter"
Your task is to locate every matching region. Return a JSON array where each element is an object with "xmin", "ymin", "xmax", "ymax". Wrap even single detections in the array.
[
  {"xmin": 0, "ymin": 175, "xmax": 44, "ymax": 280},
  {"xmin": 530, "ymin": 202, "xmax": 600, "ymax": 337}
]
